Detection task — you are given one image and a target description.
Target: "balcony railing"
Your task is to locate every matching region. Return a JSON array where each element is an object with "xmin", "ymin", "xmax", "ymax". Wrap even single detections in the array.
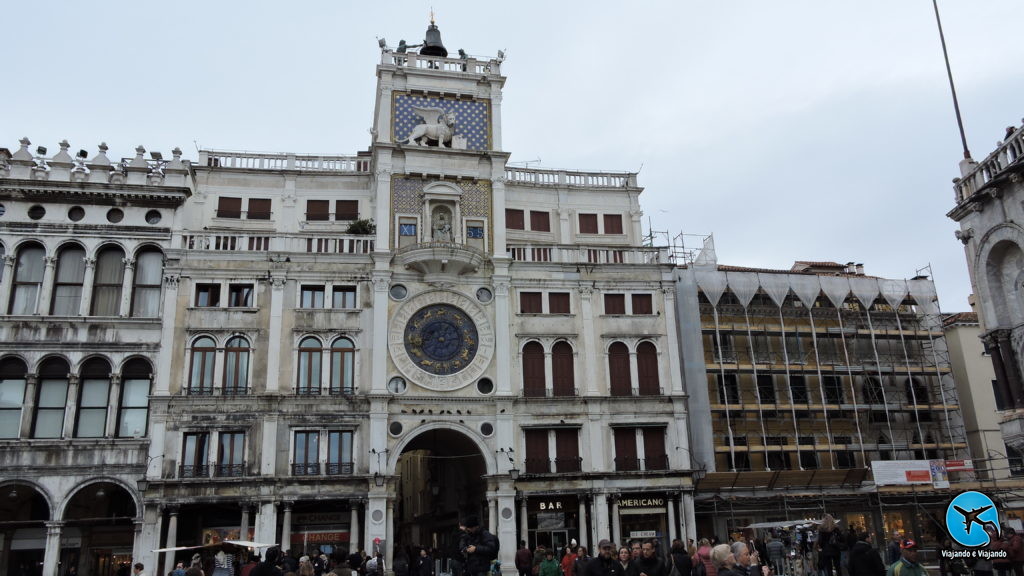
[
  {"xmin": 524, "ymin": 457, "xmax": 551, "ymax": 474},
  {"xmin": 296, "ymin": 387, "xmax": 322, "ymax": 396},
  {"xmin": 554, "ymin": 457, "xmax": 583, "ymax": 473},
  {"xmin": 222, "ymin": 387, "xmax": 251, "ymax": 396},
  {"xmin": 179, "ymin": 464, "xmax": 210, "ymax": 478},
  {"xmin": 614, "ymin": 457, "xmax": 641, "ymax": 472},
  {"xmin": 381, "ymin": 51, "xmax": 500, "ymax": 76},
  {"xmin": 199, "ymin": 149, "xmax": 369, "ymax": 172},
  {"xmin": 329, "ymin": 387, "xmax": 356, "ymax": 396},
  {"xmin": 645, "ymin": 455, "xmax": 669, "ymax": 471},
  {"xmin": 327, "ymin": 462, "xmax": 355, "ymax": 475},
  {"xmin": 292, "ymin": 463, "xmax": 321, "ymax": 476},
  {"xmin": 523, "ymin": 387, "xmax": 579, "ymax": 398},
  {"xmin": 186, "ymin": 386, "xmax": 214, "ymax": 396},
  {"xmin": 504, "ymin": 167, "xmax": 636, "ymax": 189},
  {"xmin": 508, "ymin": 244, "xmax": 670, "ymax": 265},
  {"xmin": 183, "ymin": 233, "xmax": 374, "ymax": 254},
  {"xmin": 954, "ymin": 121, "xmax": 1024, "ymax": 203},
  {"xmin": 216, "ymin": 463, "xmax": 246, "ymax": 478}
]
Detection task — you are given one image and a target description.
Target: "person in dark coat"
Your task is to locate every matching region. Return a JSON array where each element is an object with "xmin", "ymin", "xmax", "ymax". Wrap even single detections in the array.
[
  {"xmin": 670, "ymin": 540, "xmax": 693, "ymax": 576},
  {"xmin": 459, "ymin": 516, "xmax": 499, "ymax": 576},
  {"xmin": 635, "ymin": 541, "xmax": 667, "ymax": 576},
  {"xmin": 515, "ymin": 542, "xmax": 533, "ymax": 576},
  {"xmin": 583, "ymin": 540, "xmax": 624, "ymax": 576},
  {"xmin": 416, "ymin": 549, "xmax": 435, "ymax": 576},
  {"xmin": 251, "ymin": 547, "xmax": 284, "ymax": 576},
  {"xmin": 847, "ymin": 533, "xmax": 884, "ymax": 576}
]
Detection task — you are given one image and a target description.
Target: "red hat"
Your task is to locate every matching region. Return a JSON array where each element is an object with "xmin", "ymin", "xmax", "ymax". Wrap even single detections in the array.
[{"xmin": 900, "ymin": 540, "xmax": 918, "ymax": 550}]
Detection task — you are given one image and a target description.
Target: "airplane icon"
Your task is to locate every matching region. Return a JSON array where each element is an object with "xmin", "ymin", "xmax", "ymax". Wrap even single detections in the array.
[{"xmin": 953, "ymin": 505, "xmax": 999, "ymax": 535}]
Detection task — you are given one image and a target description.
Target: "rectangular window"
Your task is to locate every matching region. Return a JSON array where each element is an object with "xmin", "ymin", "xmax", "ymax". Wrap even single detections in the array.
[
  {"xmin": 506, "ymin": 209, "xmax": 525, "ymax": 230},
  {"xmin": 756, "ymin": 374, "xmax": 776, "ymax": 403},
  {"xmin": 752, "ymin": 334, "xmax": 772, "ymax": 363},
  {"xmin": 790, "ymin": 375, "xmax": 809, "ymax": 403},
  {"xmin": 293, "ymin": 431, "xmax": 321, "ymax": 475},
  {"xmin": 835, "ymin": 450, "xmax": 856, "ymax": 469},
  {"xmin": 33, "ymin": 379, "xmax": 68, "ymax": 438},
  {"xmin": 328, "ymin": 430, "xmax": 354, "ymax": 475},
  {"xmin": 554, "ymin": 429, "xmax": 581, "ymax": 473},
  {"xmin": 578, "ymin": 213, "xmax": 598, "ymax": 234},
  {"xmin": 335, "ymin": 200, "xmax": 359, "ymax": 221},
  {"xmin": 195, "ymin": 283, "xmax": 221, "ymax": 307},
  {"xmin": 712, "ymin": 334, "xmax": 735, "ymax": 362},
  {"xmin": 767, "ymin": 451, "xmax": 790, "ymax": 471},
  {"xmin": 631, "ymin": 294, "xmax": 653, "ymax": 315},
  {"xmin": 247, "ymin": 198, "xmax": 272, "ymax": 220},
  {"xmin": 520, "ymin": 292, "xmax": 543, "ymax": 314},
  {"xmin": 717, "ymin": 374, "xmax": 740, "ymax": 404},
  {"xmin": 75, "ymin": 378, "xmax": 109, "ymax": 438},
  {"xmin": 603, "ymin": 214, "xmax": 623, "ymax": 234},
  {"xmin": 643, "ymin": 428, "xmax": 668, "ymax": 470},
  {"xmin": 301, "ymin": 286, "xmax": 325, "ymax": 308},
  {"xmin": 733, "ymin": 452, "xmax": 752, "ymax": 472},
  {"xmin": 228, "ymin": 284, "xmax": 253, "ymax": 307},
  {"xmin": 604, "ymin": 294, "xmax": 626, "ymax": 315},
  {"xmin": 524, "ymin": 429, "xmax": 550, "ymax": 474},
  {"xmin": 117, "ymin": 378, "xmax": 149, "ymax": 437},
  {"xmin": 181, "ymin": 432, "xmax": 210, "ymax": 478},
  {"xmin": 216, "ymin": 196, "xmax": 242, "ymax": 218},
  {"xmin": 823, "ymin": 376, "xmax": 844, "ymax": 404},
  {"xmin": 306, "ymin": 200, "xmax": 330, "ymax": 221},
  {"xmin": 614, "ymin": 428, "xmax": 639, "ymax": 471},
  {"xmin": 799, "ymin": 450, "xmax": 819, "ymax": 470},
  {"xmin": 0, "ymin": 376, "xmax": 26, "ymax": 439},
  {"xmin": 332, "ymin": 286, "xmax": 357, "ymax": 309},
  {"xmin": 548, "ymin": 292, "xmax": 570, "ymax": 314},
  {"xmin": 217, "ymin": 431, "xmax": 245, "ymax": 477},
  {"xmin": 785, "ymin": 332, "xmax": 806, "ymax": 364},
  {"xmin": 530, "ymin": 211, "xmax": 550, "ymax": 232}
]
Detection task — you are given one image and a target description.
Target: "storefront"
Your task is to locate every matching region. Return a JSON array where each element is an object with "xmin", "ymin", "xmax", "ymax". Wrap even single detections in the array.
[
  {"xmin": 527, "ymin": 496, "xmax": 580, "ymax": 552},
  {"xmin": 290, "ymin": 512, "xmax": 351, "ymax": 556},
  {"xmin": 617, "ymin": 494, "xmax": 669, "ymax": 552}
]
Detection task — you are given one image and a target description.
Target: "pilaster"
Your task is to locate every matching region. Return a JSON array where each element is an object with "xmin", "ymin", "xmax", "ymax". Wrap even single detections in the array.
[
  {"xmin": 266, "ymin": 275, "xmax": 287, "ymax": 393},
  {"xmin": 119, "ymin": 258, "xmax": 136, "ymax": 316}
]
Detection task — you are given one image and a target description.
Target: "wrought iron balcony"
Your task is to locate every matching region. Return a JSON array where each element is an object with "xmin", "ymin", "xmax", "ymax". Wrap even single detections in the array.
[
  {"xmin": 216, "ymin": 463, "xmax": 246, "ymax": 478},
  {"xmin": 554, "ymin": 457, "xmax": 582, "ymax": 473},
  {"xmin": 179, "ymin": 464, "xmax": 210, "ymax": 478},
  {"xmin": 292, "ymin": 463, "xmax": 321, "ymax": 476},
  {"xmin": 327, "ymin": 462, "xmax": 355, "ymax": 475}
]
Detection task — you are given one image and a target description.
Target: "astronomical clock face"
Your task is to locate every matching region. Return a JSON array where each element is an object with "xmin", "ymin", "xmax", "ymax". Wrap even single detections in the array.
[
  {"xmin": 404, "ymin": 304, "xmax": 479, "ymax": 375},
  {"xmin": 389, "ymin": 290, "xmax": 495, "ymax": 391}
]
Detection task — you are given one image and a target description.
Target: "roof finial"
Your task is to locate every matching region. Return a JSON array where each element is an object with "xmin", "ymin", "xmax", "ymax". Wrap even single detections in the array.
[{"xmin": 430, "ymin": 7, "xmax": 435, "ymax": 25}]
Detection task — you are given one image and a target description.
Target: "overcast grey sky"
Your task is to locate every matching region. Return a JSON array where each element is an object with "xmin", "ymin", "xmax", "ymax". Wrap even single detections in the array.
[{"xmin": 4, "ymin": 1, "xmax": 1022, "ymax": 310}]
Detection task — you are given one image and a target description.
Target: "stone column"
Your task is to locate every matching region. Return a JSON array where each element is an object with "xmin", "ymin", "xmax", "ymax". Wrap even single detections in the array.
[
  {"xmin": 153, "ymin": 274, "xmax": 179, "ymax": 395},
  {"xmin": 628, "ymin": 351, "xmax": 640, "ymax": 396},
  {"xmin": 365, "ymin": 495, "xmax": 388, "ymax": 557},
  {"xmin": 254, "ymin": 501, "xmax": 278, "ymax": 554},
  {"xmin": 265, "ymin": 276, "xmax": 287, "ymax": 392},
  {"xmin": 580, "ymin": 497, "xmax": 592, "ymax": 552},
  {"xmin": 0, "ymin": 255, "xmax": 16, "ymax": 310},
  {"xmin": 118, "ymin": 258, "xmax": 135, "ymax": 316},
  {"xmin": 42, "ymin": 521, "xmax": 63, "ymax": 576},
  {"xmin": 610, "ymin": 497, "xmax": 620, "ymax": 549},
  {"xmin": 261, "ymin": 414, "xmax": 279, "ymax": 476},
  {"xmin": 520, "ymin": 498, "xmax": 529, "ymax": 546},
  {"xmin": 37, "ymin": 256, "xmax": 57, "ymax": 315},
  {"xmin": 489, "ymin": 496, "xmax": 498, "ymax": 532},
  {"xmin": 240, "ymin": 503, "xmax": 251, "ymax": 541},
  {"xmin": 282, "ymin": 502, "xmax": 294, "ymax": 555},
  {"xmin": 494, "ymin": 277, "xmax": 512, "ymax": 394},
  {"xmin": 79, "ymin": 257, "xmax": 96, "ymax": 316},
  {"xmin": 0, "ymin": 531, "xmax": 12, "ymax": 576},
  {"xmin": 681, "ymin": 493, "xmax": 696, "ymax": 542},
  {"xmin": 496, "ymin": 482, "xmax": 518, "ymax": 576},
  {"xmin": 594, "ymin": 493, "xmax": 609, "ymax": 544},
  {"xmin": 350, "ymin": 501, "xmax": 361, "ymax": 554},
  {"xmin": 667, "ymin": 497, "xmax": 677, "ymax": 542},
  {"xmin": 385, "ymin": 498, "xmax": 395, "ymax": 570},
  {"xmin": 62, "ymin": 375, "xmax": 80, "ymax": 438},
  {"xmin": 163, "ymin": 508, "xmax": 179, "ymax": 576},
  {"xmin": 19, "ymin": 375, "xmax": 38, "ymax": 438},
  {"xmin": 105, "ymin": 374, "xmax": 122, "ymax": 437}
]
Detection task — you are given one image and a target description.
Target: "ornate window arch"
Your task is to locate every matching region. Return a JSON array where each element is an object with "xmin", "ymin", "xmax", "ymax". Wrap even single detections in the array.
[
  {"xmin": 636, "ymin": 340, "xmax": 661, "ymax": 396},
  {"xmin": 522, "ymin": 341, "xmax": 545, "ymax": 398},
  {"xmin": 297, "ymin": 336, "xmax": 323, "ymax": 395},
  {"xmin": 76, "ymin": 356, "xmax": 112, "ymax": 438},
  {"xmin": 608, "ymin": 341, "xmax": 631, "ymax": 396},
  {"xmin": 131, "ymin": 247, "xmax": 163, "ymax": 317},
  {"xmin": 224, "ymin": 336, "xmax": 251, "ymax": 395},
  {"xmin": 51, "ymin": 243, "xmax": 86, "ymax": 316},
  {"xmin": 118, "ymin": 357, "xmax": 152, "ymax": 437},
  {"xmin": 330, "ymin": 336, "xmax": 355, "ymax": 395},
  {"xmin": 9, "ymin": 242, "xmax": 45, "ymax": 314},
  {"xmin": 188, "ymin": 336, "xmax": 217, "ymax": 395},
  {"xmin": 91, "ymin": 244, "xmax": 126, "ymax": 316},
  {"xmin": 33, "ymin": 356, "xmax": 71, "ymax": 438},
  {"xmin": 0, "ymin": 356, "xmax": 29, "ymax": 438},
  {"xmin": 551, "ymin": 340, "xmax": 575, "ymax": 397}
]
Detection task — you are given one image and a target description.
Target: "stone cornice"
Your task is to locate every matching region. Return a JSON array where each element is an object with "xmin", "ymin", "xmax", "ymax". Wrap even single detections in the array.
[{"xmin": 0, "ymin": 178, "xmax": 190, "ymax": 207}]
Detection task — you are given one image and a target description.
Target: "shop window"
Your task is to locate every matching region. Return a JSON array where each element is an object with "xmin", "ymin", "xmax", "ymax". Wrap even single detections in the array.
[
  {"xmin": 756, "ymin": 374, "xmax": 776, "ymax": 403},
  {"xmin": 330, "ymin": 337, "xmax": 355, "ymax": 395},
  {"xmin": 789, "ymin": 376, "xmax": 809, "ymax": 403},
  {"xmin": 0, "ymin": 357, "xmax": 28, "ymax": 439},
  {"xmin": 131, "ymin": 248, "xmax": 164, "ymax": 317},
  {"xmin": 75, "ymin": 358, "xmax": 111, "ymax": 438},
  {"xmin": 181, "ymin": 432, "xmax": 210, "ymax": 477},
  {"xmin": 520, "ymin": 291, "xmax": 542, "ymax": 314},
  {"xmin": 554, "ymin": 429, "xmax": 581, "ymax": 473},
  {"xmin": 223, "ymin": 337, "xmax": 251, "ymax": 395},
  {"xmin": 331, "ymin": 286, "xmax": 356, "ymax": 309},
  {"xmin": 247, "ymin": 198, "xmax": 272, "ymax": 220},
  {"xmin": 608, "ymin": 342, "xmax": 631, "ymax": 396},
  {"xmin": 551, "ymin": 342, "xmax": 575, "ymax": 397},
  {"xmin": 718, "ymin": 374, "xmax": 740, "ymax": 404},
  {"xmin": 195, "ymin": 283, "xmax": 221, "ymax": 307},
  {"xmin": 51, "ymin": 245, "xmax": 86, "ymax": 315},
  {"xmin": 217, "ymin": 431, "xmax": 246, "ymax": 477},
  {"xmin": 548, "ymin": 292, "xmax": 570, "ymax": 314},
  {"xmin": 306, "ymin": 200, "xmax": 330, "ymax": 221},
  {"xmin": 604, "ymin": 294, "xmax": 625, "ymax": 315},
  {"xmin": 188, "ymin": 337, "xmax": 216, "ymax": 395},
  {"xmin": 506, "ymin": 209, "xmax": 525, "ymax": 230},
  {"xmin": 578, "ymin": 213, "xmax": 598, "ymax": 234},
  {"xmin": 530, "ymin": 210, "xmax": 550, "ymax": 232},
  {"xmin": 228, "ymin": 284, "xmax": 254, "ymax": 307},
  {"xmin": 823, "ymin": 376, "xmax": 844, "ymax": 403},
  {"xmin": 293, "ymin": 431, "xmax": 320, "ymax": 475},
  {"xmin": 297, "ymin": 337, "xmax": 323, "ymax": 395},
  {"xmin": 118, "ymin": 358, "xmax": 151, "ymax": 437},
  {"xmin": 328, "ymin": 430, "xmax": 354, "ymax": 475},
  {"xmin": 603, "ymin": 214, "xmax": 623, "ymax": 235},
  {"xmin": 33, "ymin": 358, "xmax": 70, "ymax": 438},
  {"xmin": 335, "ymin": 200, "xmax": 359, "ymax": 221},
  {"xmin": 216, "ymin": 196, "xmax": 242, "ymax": 218},
  {"xmin": 300, "ymin": 286, "xmax": 325, "ymax": 308},
  {"xmin": 524, "ymin": 428, "xmax": 550, "ymax": 473},
  {"xmin": 636, "ymin": 342, "xmax": 660, "ymax": 396},
  {"xmin": 522, "ymin": 341, "xmax": 546, "ymax": 398},
  {"xmin": 9, "ymin": 243, "xmax": 45, "ymax": 315},
  {"xmin": 631, "ymin": 294, "xmax": 653, "ymax": 315}
]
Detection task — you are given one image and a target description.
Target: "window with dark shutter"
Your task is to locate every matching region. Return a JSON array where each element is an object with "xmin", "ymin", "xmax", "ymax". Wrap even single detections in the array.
[
  {"xmin": 522, "ymin": 342, "xmax": 546, "ymax": 398},
  {"xmin": 551, "ymin": 342, "xmax": 575, "ymax": 397},
  {"xmin": 548, "ymin": 292, "xmax": 570, "ymax": 314},
  {"xmin": 636, "ymin": 341, "xmax": 660, "ymax": 396},
  {"xmin": 578, "ymin": 213, "xmax": 598, "ymax": 234},
  {"xmin": 608, "ymin": 342, "xmax": 631, "ymax": 396},
  {"xmin": 336, "ymin": 200, "xmax": 359, "ymax": 221},
  {"xmin": 603, "ymin": 214, "xmax": 623, "ymax": 234},
  {"xmin": 525, "ymin": 429, "xmax": 550, "ymax": 473},
  {"xmin": 306, "ymin": 200, "xmax": 330, "ymax": 221},
  {"xmin": 604, "ymin": 294, "xmax": 626, "ymax": 315},
  {"xmin": 643, "ymin": 428, "xmax": 667, "ymax": 470},
  {"xmin": 530, "ymin": 210, "xmax": 550, "ymax": 232},
  {"xmin": 520, "ymin": 292, "xmax": 543, "ymax": 313},
  {"xmin": 614, "ymin": 428, "xmax": 638, "ymax": 471},
  {"xmin": 555, "ymin": 429, "xmax": 580, "ymax": 472},
  {"xmin": 632, "ymin": 294, "xmax": 653, "ymax": 315},
  {"xmin": 247, "ymin": 198, "xmax": 271, "ymax": 220},
  {"xmin": 506, "ymin": 209, "xmax": 525, "ymax": 230},
  {"xmin": 217, "ymin": 197, "xmax": 242, "ymax": 218}
]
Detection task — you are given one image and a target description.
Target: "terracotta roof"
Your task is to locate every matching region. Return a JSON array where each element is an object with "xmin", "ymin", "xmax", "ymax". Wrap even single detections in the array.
[
  {"xmin": 791, "ymin": 261, "xmax": 845, "ymax": 269},
  {"xmin": 710, "ymin": 264, "xmax": 871, "ymax": 278},
  {"xmin": 943, "ymin": 312, "xmax": 978, "ymax": 326}
]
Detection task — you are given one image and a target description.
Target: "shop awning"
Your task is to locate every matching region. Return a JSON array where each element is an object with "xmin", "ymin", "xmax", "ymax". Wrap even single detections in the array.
[
  {"xmin": 743, "ymin": 519, "xmax": 823, "ymax": 530},
  {"xmin": 152, "ymin": 540, "xmax": 277, "ymax": 553}
]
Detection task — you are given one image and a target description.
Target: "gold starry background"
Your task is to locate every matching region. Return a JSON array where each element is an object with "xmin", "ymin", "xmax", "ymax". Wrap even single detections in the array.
[{"xmin": 392, "ymin": 92, "xmax": 491, "ymax": 150}]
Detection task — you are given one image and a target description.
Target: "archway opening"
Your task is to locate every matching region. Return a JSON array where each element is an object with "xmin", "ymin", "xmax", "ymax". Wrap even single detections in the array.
[
  {"xmin": 62, "ymin": 482, "xmax": 137, "ymax": 576},
  {"xmin": 0, "ymin": 482, "xmax": 50, "ymax": 576},
  {"xmin": 395, "ymin": 428, "xmax": 486, "ymax": 571}
]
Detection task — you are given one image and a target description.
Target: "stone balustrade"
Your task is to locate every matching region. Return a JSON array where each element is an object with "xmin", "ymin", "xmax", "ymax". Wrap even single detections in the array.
[
  {"xmin": 182, "ymin": 232, "xmax": 374, "ymax": 254},
  {"xmin": 505, "ymin": 167, "xmax": 637, "ymax": 189},
  {"xmin": 380, "ymin": 51, "xmax": 501, "ymax": 76},
  {"xmin": 0, "ymin": 138, "xmax": 189, "ymax": 187},
  {"xmin": 507, "ymin": 243, "xmax": 670, "ymax": 265},
  {"xmin": 954, "ymin": 119, "xmax": 1024, "ymax": 203},
  {"xmin": 199, "ymin": 149, "xmax": 369, "ymax": 172}
]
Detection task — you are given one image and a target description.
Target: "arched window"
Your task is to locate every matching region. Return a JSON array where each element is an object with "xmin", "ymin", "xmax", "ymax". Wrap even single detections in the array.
[
  {"xmin": 188, "ymin": 337, "xmax": 216, "ymax": 395},
  {"xmin": 223, "ymin": 337, "xmax": 250, "ymax": 395},
  {"xmin": 9, "ymin": 243, "xmax": 45, "ymax": 314},
  {"xmin": 330, "ymin": 337, "xmax": 355, "ymax": 395},
  {"xmin": 75, "ymin": 357, "xmax": 111, "ymax": 438},
  {"xmin": 551, "ymin": 341, "xmax": 575, "ymax": 397},
  {"xmin": 637, "ymin": 341, "xmax": 660, "ymax": 396},
  {"xmin": 522, "ymin": 341, "xmax": 545, "ymax": 398},
  {"xmin": 118, "ymin": 358, "xmax": 151, "ymax": 437},
  {"xmin": 297, "ymin": 337, "xmax": 322, "ymax": 395},
  {"xmin": 608, "ymin": 342, "xmax": 631, "ymax": 396},
  {"xmin": 877, "ymin": 433, "xmax": 892, "ymax": 460},
  {"xmin": 91, "ymin": 245, "xmax": 125, "ymax": 316},
  {"xmin": 905, "ymin": 377, "xmax": 930, "ymax": 405},
  {"xmin": 51, "ymin": 245, "xmax": 86, "ymax": 316},
  {"xmin": 33, "ymin": 357, "xmax": 70, "ymax": 438},
  {"xmin": 131, "ymin": 248, "xmax": 163, "ymax": 317},
  {"xmin": 0, "ymin": 357, "xmax": 28, "ymax": 439}
]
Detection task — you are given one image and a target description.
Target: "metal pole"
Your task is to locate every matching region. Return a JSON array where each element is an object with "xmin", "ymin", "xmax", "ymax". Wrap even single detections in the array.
[{"xmin": 932, "ymin": 0, "xmax": 972, "ymax": 159}]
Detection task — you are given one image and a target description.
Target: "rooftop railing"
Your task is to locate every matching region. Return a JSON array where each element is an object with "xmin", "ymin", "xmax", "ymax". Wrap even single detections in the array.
[
  {"xmin": 380, "ymin": 51, "xmax": 501, "ymax": 76},
  {"xmin": 199, "ymin": 149, "xmax": 369, "ymax": 172},
  {"xmin": 505, "ymin": 167, "xmax": 637, "ymax": 188},
  {"xmin": 954, "ymin": 120, "xmax": 1024, "ymax": 203},
  {"xmin": 183, "ymin": 232, "xmax": 374, "ymax": 254},
  {"xmin": 508, "ymin": 244, "xmax": 670, "ymax": 265}
]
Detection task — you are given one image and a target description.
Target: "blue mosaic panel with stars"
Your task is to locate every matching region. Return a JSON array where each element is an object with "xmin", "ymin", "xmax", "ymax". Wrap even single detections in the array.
[{"xmin": 392, "ymin": 93, "xmax": 491, "ymax": 151}]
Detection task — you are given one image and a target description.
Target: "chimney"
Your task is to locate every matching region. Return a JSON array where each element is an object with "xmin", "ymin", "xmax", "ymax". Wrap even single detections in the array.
[
  {"xmin": 855, "ymin": 263, "xmax": 864, "ymax": 275},
  {"xmin": 845, "ymin": 262, "xmax": 855, "ymax": 274}
]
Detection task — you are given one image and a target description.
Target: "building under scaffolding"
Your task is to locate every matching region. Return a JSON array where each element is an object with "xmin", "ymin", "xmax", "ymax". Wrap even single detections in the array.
[{"xmin": 674, "ymin": 241, "xmax": 972, "ymax": 545}]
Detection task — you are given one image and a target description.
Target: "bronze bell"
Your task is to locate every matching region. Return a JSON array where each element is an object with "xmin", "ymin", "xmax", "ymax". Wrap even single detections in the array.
[{"xmin": 420, "ymin": 22, "xmax": 448, "ymax": 58}]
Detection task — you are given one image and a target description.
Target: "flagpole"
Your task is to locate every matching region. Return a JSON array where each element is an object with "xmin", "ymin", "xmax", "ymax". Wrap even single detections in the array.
[{"xmin": 931, "ymin": 0, "xmax": 972, "ymax": 160}]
